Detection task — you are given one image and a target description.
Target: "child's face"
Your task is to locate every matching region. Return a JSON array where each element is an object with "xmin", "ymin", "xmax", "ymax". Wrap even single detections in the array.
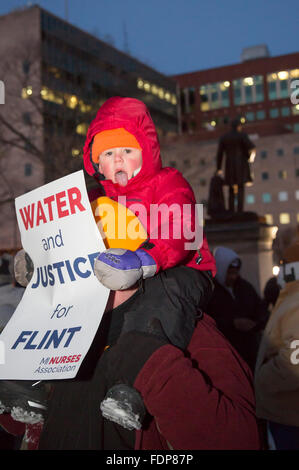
[{"xmin": 98, "ymin": 147, "xmax": 142, "ymax": 186}]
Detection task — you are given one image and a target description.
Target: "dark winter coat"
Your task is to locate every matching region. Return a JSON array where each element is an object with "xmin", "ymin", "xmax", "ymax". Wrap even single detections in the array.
[{"xmin": 216, "ymin": 129, "xmax": 255, "ymax": 185}]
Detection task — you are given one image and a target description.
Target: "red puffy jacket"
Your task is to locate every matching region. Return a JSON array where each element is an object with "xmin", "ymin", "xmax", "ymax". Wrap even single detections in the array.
[{"xmin": 83, "ymin": 97, "xmax": 216, "ymax": 275}]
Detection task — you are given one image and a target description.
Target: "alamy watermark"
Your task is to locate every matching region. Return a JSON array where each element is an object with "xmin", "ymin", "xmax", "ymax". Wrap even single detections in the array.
[
  {"xmin": 0, "ymin": 80, "xmax": 4, "ymax": 104},
  {"xmin": 290, "ymin": 80, "xmax": 299, "ymax": 105},
  {"xmin": 94, "ymin": 196, "xmax": 204, "ymax": 251}
]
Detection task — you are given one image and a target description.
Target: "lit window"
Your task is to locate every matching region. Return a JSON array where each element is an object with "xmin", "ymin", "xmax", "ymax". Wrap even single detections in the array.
[
  {"xmin": 71, "ymin": 149, "xmax": 80, "ymax": 157},
  {"xmin": 264, "ymin": 214, "xmax": 273, "ymax": 224},
  {"xmin": 22, "ymin": 86, "xmax": 33, "ymax": 99},
  {"xmin": 246, "ymin": 194, "xmax": 255, "ymax": 204},
  {"xmin": 76, "ymin": 123, "xmax": 89, "ymax": 135},
  {"xmin": 297, "ymin": 213, "xmax": 299, "ymax": 223},
  {"xmin": 278, "ymin": 191, "xmax": 288, "ymax": 201},
  {"xmin": 290, "ymin": 69, "xmax": 299, "ymax": 78},
  {"xmin": 295, "ymin": 190, "xmax": 299, "ymax": 200},
  {"xmin": 292, "ymin": 105, "xmax": 299, "ymax": 115},
  {"xmin": 278, "ymin": 170, "xmax": 287, "ymax": 179},
  {"xmin": 279, "ymin": 213, "xmax": 290, "ymax": 224},
  {"xmin": 262, "ymin": 172, "xmax": 269, "ymax": 180},
  {"xmin": 262, "ymin": 193, "xmax": 271, "ymax": 203},
  {"xmin": 278, "ymin": 71, "xmax": 289, "ymax": 80}
]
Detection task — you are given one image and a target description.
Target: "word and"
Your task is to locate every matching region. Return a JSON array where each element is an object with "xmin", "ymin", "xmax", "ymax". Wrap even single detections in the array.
[
  {"xmin": 30, "ymin": 252, "xmax": 99, "ymax": 288},
  {"xmin": 42, "ymin": 229, "xmax": 64, "ymax": 251},
  {"xmin": 11, "ymin": 327, "xmax": 81, "ymax": 350},
  {"xmin": 19, "ymin": 186, "xmax": 86, "ymax": 231}
]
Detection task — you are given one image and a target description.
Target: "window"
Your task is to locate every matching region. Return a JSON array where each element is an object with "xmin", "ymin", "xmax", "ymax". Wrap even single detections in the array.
[
  {"xmin": 297, "ymin": 213, "xmax": 299, "ymax": 223},
  {"xmin": 276, "ymin": 148, "xmax": 284, "ymax": 156},
  {"xmin": 270, "ymin": 108, "xmax": 279, "ymax": 118},
  {"xmin": 199, "ymin": 178, "xmax": 207, "ymax": 186},
  {"xmin": 278, "ymin": 170, "xmax": 287, "ymax": 179},
  {"xmin": 280, "ymin": 213, "xmax": 290, "ymax": 224},
  {"xmin": 24, "ymin": 163, "xmax": 32, "ymax": 177},
  {"xmin": 281, "ymin": 106, "xmax": 290, "ymax": 117},
  {"xmin": 232, "ymin": 75, "xmax": 264, "ymax": 106},
  {"xmin": 295, "ymin": 190, "xmax": 299, "ymax": 200},
  {"xmin": 245, "ymin": 112, "xmax": 255, "ymax": 122},
  {"xmin": 256, "ymin": 110, "xmax": 265, "ymax": 120},
  {"xmin": 199, "ymin": 81, "xmax": 230, "ymax": 111},
  {"xmin": 292, "ymin": 105, "xmax": 299, "ymax": 115},
  {"xmin": 278, "ymin": 191, "xmax": 288, "ymax": 201},
  {"xmin": 169, "ymin": 161, "xmax": 177, "ymax": 168},
  {"xmin": 262, "ymin": 172, "xmax": 269, "ymax": 180},
  {"xmin": 265, "ymin": 214, "xmax": 274, "ymax": 224},
  {"xmin": 184, "ymin": 159, "xmax": 190, "ymax": 168},
  {"xmin": 294, "ymin": 147, "xmax": 299, "ymax": 155},
  {"xmin": 260, "ymin": 150, "xmax": 267, "ymax": 159},
  {"xmin": 262, "ymin": 193, "xmax": 272, "ymax": 203},
  {"xmin": 199, "ymin": 158, "xmax": 206, "ymax": 166},
  {"xmin": 295, "ymin": 169, "xmax": 299, "ymax": 177},
  {"xmin": 246, "ymin": 194, "xmax": 255, "ymax": 204}
]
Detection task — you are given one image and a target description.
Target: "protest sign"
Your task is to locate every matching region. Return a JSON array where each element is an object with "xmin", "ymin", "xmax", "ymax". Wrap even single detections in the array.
[{"xmin": 0, "ymin": 170, "xmax": 109, "ymax": 380}]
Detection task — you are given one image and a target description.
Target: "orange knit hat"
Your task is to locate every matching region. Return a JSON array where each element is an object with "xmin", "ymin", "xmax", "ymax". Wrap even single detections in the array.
[{"xmin": 91, "ymin": 128, "xmax": 141, "ymax": 163}]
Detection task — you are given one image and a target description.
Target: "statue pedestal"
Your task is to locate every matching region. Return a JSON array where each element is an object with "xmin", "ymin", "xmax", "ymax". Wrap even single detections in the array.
[{"xmin": 205, "ymin": 216, "xmax": 277, "ymax": 296}]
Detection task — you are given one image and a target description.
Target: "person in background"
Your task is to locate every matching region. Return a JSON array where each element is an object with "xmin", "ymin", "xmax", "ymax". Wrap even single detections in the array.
[
  {"xmin": 206, "ymin": 246, "xmax": 267, "ymax": 371},
  {"xmin": 255, "ymin": 238, "xmax": 299, "ymax": 450}
]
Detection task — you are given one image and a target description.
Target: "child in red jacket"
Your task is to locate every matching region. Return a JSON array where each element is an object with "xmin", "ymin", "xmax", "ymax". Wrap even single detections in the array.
[{"xmin": 82, "ymin": 97, "xmax": 215, "ymax": 430}]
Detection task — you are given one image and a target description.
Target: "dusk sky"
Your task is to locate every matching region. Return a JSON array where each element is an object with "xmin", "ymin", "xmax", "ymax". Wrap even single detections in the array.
[{"xmin": 0, "ymin": 0, "xmax": 298, "ymax": 76}]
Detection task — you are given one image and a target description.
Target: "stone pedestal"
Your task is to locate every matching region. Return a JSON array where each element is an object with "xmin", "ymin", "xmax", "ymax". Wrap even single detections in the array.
[{"xmin": 205, "ymin": 218, "xmax": 277, "ymax": 296}]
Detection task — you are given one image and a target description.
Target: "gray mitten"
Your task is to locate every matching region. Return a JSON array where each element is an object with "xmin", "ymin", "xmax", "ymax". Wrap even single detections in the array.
[{"xmin": 14, "ymin": 249, "xmax": 34, "ymax": 287}]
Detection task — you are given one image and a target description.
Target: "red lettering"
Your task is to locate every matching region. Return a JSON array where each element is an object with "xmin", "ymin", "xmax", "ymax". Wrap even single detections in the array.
[
  {"xmin": 43, "ymin": 195, "xmax": 55, "ymax": 221},
  {"xmin": 36, "ymin": 201, "xmax": 47, "ymax": 226},
  {"xmin": 19, "ymin": 203, "xmax": 35, "ymax": 230},
  {"xmin": 56, "ymin": 191, "xmax": 69, "ymax": 218},
  {"xmin": 49, "ymin": 357, "xmax": 57, "ymax": 365},
  {"xmin": 68, "ymin": 187, "xmax": 86, "ymax": 214}
]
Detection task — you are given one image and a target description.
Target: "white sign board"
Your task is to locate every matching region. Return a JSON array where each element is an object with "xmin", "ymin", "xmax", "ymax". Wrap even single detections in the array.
[{"xmin": 0, "ymin": 170, "xmax": 109, "ymax": 380}]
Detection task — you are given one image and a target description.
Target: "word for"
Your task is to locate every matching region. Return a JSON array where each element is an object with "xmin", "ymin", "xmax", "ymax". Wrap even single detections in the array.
[
  {"xmin": 11, "ymin": 327, "xmax": 81, "ymax": 350},
  {"xmin": 19, "ymin": 186, "xmax": 86, "ymax": 231},
  {"xmin": 50, "ymin": 304, "xmax": 73, "ymax": 319},
  {"xmin": 42, "ymin": 229, "xmax": 64, "ymax": 251},
  {"xmin": 30, "ymin": 252, "xmax": 99, "ymax": 288}
]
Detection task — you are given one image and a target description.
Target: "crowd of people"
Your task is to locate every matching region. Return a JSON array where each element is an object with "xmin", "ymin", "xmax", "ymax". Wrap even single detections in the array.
[{"xmin": 0, "ymin": 97, "xmax": 298, "ymax": 451}]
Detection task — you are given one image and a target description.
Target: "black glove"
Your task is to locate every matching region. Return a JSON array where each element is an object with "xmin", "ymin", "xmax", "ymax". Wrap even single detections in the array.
[{"xmin": 100, "ymin": 318, "xmax": 169, "ymax": 431}]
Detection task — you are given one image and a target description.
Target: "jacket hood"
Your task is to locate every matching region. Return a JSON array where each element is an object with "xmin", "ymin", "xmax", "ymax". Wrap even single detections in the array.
[
  {"xmin": 83, "ymin": 97, "xmax": 162, "ymax": 193},
  {"xmin": 214, "ymin": 246, "xmax": 240, "ymax": 287}
]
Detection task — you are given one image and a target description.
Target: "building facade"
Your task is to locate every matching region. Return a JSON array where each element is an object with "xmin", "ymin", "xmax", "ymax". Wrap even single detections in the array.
[
  {"xmin": 173, "ymin": 47, "xmax": 299, "ymax": 137},
  {"xmin": 0, "ymin": 5, "xmax": 179, "ymax": 251}
]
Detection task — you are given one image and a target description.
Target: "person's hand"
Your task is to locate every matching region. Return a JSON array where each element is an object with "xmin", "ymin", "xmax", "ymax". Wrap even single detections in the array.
[
  {"xmin": 94, "ymin": 248, "xmax": 156, "ymax": 290},
  {"xmin": 14, "ymin": 249, "xmax": 34, "ymax": 287},
  {"xmin": 233, "ymin": 318, "xmax": 256, "ymax": 331}
]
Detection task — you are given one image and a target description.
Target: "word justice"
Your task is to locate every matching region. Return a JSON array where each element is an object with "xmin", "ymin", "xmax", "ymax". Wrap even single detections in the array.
[{"xmin": 30, "ymin": 252, "xmax": 99, "ymax": 288}]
